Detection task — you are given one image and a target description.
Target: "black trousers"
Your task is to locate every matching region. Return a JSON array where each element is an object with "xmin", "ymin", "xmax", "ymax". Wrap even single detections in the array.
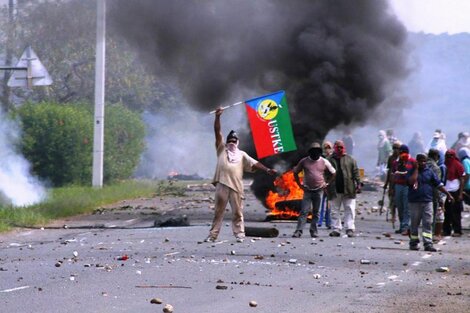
[{"xmin": 443, "ymin": 191, "xmax": 463, "ymax": 235}]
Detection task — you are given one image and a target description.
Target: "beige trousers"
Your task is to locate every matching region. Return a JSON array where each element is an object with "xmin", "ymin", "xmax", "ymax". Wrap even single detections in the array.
[{"xmin": 209, "ymin": 183, "xmax": 244, "ymax": 239}]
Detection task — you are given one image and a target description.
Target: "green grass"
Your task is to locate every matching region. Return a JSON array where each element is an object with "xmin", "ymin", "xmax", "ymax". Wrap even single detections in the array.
[{"xmin": 0, "ymin": 179, "xmax": 189, "ymax": 232}]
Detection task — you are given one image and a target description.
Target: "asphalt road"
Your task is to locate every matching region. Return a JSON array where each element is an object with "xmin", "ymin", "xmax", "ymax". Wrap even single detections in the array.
[{"xmin": 0, "ymin": 181, "xmax": 469, "ymax": 313}]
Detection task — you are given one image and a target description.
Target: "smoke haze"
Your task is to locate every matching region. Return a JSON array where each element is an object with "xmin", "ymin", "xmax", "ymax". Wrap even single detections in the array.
[
  {"xmin": 0, "ymin": 109, "xmax": 46, "ymax": 207},
  {"xmin": 109, "ymin": 0, "xmax": 409, "ymax": 201}
]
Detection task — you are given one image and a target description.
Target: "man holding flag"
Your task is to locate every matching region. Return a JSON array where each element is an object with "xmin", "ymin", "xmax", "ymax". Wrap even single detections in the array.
[{"xmin": 204, "ymin": 108, "xmax": 277, "ymax": 243}]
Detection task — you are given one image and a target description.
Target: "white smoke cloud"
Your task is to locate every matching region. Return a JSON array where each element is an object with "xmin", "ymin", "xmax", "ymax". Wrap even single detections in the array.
[
  {"xmin": 135, "ymin": 104, "xmax": 247, "ymax": 179},
  {"xmin": 0, "ymin": 109, "xmax": 47, "ymax": 207}
]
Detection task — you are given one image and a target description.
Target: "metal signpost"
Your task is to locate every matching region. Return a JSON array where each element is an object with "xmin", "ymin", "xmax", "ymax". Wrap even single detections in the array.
[{"xmin": 0, "ymin": 46, "xmax": 52, "ymax": 88}]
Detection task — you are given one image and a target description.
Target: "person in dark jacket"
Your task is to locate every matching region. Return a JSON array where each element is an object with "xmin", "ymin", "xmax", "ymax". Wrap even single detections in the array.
[
  {"xmin": 327, "ymin": 140, "xmax": 362, "ymax": 238},
  {"xmin": 408, "ymin": 154, "xmax": 453, "ymax": 252}
]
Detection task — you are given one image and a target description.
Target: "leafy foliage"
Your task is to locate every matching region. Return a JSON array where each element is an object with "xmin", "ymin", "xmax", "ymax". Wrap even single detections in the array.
[
  {"xmin": 0, "ymin": 0, "xmax": 180, "ymax": 112},
  {"xmin": 13, "ymin": 101, "xmax": 145, "ymax": 186}
]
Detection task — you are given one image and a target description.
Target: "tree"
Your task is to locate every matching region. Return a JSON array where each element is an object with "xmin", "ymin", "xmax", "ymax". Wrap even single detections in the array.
[{"xmin": 0, "ymin": 0, "xmax": 177, "ymax": 112}]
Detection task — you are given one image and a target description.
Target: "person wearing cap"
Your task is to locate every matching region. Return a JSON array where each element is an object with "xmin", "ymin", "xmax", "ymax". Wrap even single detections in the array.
[
  {"xmin": 407, "ymin": 154, "xmax": 454, "ymax": 252},
  {"xmin": 390, "ymin": 144, "xmax": 416, "ymax": 235},
  {"xmin": 205, "ymin": 108, "xmax": 277, "ymax": 243},
  {"xmin": 327, "ymin": 140, "xmax": 362, "ymax": 238},
  {"xmin": 291, "ymin": 142, "xmax": 336, "ymax": 238}
]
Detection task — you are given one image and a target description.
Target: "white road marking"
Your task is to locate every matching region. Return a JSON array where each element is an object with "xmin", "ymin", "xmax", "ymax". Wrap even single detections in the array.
[{"xmin": 0, "ymin": 286, "xmax": 30, "ymax": 293}]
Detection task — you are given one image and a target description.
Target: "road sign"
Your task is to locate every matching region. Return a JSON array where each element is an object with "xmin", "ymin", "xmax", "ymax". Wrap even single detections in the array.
[{"xmin": 7, "ymin": 46, "xmax": 52, "ymax": 88}]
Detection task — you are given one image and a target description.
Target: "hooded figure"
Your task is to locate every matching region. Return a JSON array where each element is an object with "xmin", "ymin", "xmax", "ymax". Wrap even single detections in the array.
[{"xmin": 377, "ymin": 130, "xmax": 392, "ymax": 178}]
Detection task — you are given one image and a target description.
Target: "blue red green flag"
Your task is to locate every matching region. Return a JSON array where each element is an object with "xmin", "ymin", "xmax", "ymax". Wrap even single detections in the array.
[{"xmin": 245, "ymin": 90, "xmax": 297, "ymax": 159}]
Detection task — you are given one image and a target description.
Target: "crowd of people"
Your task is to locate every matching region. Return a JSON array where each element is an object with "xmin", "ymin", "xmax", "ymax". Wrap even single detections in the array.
[
  {"xmin": 204, "ymin": 107, "xmax": 467, "ymax": 253},
  {"xmin": 379, "ymin": 128, "xmax": 469, "ymax": 251}
]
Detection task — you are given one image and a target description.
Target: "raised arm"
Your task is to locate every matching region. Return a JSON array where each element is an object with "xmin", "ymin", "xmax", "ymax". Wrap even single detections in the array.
[{"xmin": 214, "ymin": 108, "xmax": 223, "ymax": 148}]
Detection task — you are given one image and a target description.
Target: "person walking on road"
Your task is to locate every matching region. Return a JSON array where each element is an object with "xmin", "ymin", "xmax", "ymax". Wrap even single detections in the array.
[
  {"xmin": 443, "ymin": 149, "xmax": 466, "ymax": 237},
  {"xmin": 205, "ymin": 108, "xmax": 277, "ymax": 243},
  {"xmin": 427, "ymin": 149, "xmax": 446, "ymax": 242},
  {"xmin": 377, "ymin": 130, "xmax": 392, "ymax": 180},
  {"xmin": 391, "ymin": 144, "xmax": 415, "ymax": 236},
  {"xmin": 408, "ymin": 154, "xmax": 454, "ymax": 252},
  {"xmin": 383, "ymin": 141, "xmax": 401, "ymax": 227},
  {"xmin": 327, "ymin": 140, "xmax": 362, "ymax": 238},
  {"xmin": 292, "ymin": 142, "xmax": 336, "ymax": 238}
]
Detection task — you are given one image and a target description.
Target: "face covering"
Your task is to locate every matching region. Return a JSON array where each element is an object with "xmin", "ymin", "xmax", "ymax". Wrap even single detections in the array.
[
  {"xmin": 309, "ymin": 150, "xmax": 321, "ymax": 160},
  {"xmin": 226, "ymin": 141, "xmax": 242, "ymax": 163},
  {"xmin": 399, "ymin": 152, "xmax": 409, "ymax": 162}
]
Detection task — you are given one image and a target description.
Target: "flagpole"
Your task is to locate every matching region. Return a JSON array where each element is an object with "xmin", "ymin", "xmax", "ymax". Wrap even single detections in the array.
[{"xmin": 209, "ymin": 101, "xmax": 243, "ymax": 114}]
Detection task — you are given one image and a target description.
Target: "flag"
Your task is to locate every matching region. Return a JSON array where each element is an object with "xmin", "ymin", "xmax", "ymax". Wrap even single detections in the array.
[{"xmin": 245, "ymin": 90, "xmax": 297, "ymax": 159}]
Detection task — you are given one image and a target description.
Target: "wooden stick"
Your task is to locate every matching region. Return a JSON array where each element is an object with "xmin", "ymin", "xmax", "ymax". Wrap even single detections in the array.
[{"xmin": 209, "ymin": 101, "xmax": 243, "ymax": 114}]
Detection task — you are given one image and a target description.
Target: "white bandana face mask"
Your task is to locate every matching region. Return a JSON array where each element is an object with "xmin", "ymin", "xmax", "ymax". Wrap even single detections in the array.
[{"xmin": 226, "ymin": 141, "xmax": 242, "ymax": 163}]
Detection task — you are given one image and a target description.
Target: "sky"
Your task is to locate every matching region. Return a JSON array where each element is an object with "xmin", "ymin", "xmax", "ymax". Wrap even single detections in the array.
[{"xmin": 388, "ymin": 0, "xmax": 470, "ymax": 34}]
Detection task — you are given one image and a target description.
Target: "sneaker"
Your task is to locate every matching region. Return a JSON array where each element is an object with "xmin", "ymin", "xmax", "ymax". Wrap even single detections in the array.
[
  {"xmin": 292, "ymin": 230, "xmax": 302, "ymax": 238},
  {"xmin": 409, "ymin": 244, "xmax": 419, "ymax": 251},
  {"xmin": 310, "ymin": 230, "xmax": 318, "ymax": 238},
  {"xmin": 346, "ymin": 229, "xmax": 355, "ymax": 238},
  {"xmin": 236, "ymin": 237, "xmax": 244, "ymax": 243},
  {"xmin": 451, "ymin": 233, "xmax": 462, "ymax": 237},
  {"xmin": 424, "ymin": 245, "xmax": 437, "ymax": 252},
  {"xmin": 329, "ymin": 230, "xmax": 341, "ymax": 237},
  {"xmin": 401, "ymin": 229, "xmax": 410, "ymax": 236},
  {"xmin": 395, "ymin": 229, "xmax": 402, "ymax": 234},
  {"xmin": 204, "ymin": 236, "xmax": 216, "ymax": 243}
]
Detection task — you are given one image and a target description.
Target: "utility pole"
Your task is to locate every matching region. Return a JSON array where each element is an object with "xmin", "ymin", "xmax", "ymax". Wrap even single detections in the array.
[{"xmin": 92, "ymin": 0, "xmax": 106, "ymax": 187}]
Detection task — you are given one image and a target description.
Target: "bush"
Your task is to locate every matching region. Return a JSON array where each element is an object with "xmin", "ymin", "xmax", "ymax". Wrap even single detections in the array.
[
  {"xmin": 103, "ymin": 103, "xmax": 146, "ymax": 182},
  {"xmin": 14, "ymin": 101, "xmax": 145, "ymax": 186}
]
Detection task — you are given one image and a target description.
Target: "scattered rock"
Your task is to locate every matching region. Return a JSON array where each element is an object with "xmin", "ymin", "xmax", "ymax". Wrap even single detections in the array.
[
  {"xmin": 163, "ymin": 304, "xmax": 174, "ymax": 313},
  {"xmin": 436, "ymin": 267, "xmax": 450, "ymax": 272},
  {"xmin": 216, "ymin": 285, "xmax": 228, "ymax": 290},
  {"xmin": 249, "ymin": 300, "xmax": 258, "ymax": 307},
  {"xmin": 150, "ymin": 298, "xmax": 163, "ymax": 304}
]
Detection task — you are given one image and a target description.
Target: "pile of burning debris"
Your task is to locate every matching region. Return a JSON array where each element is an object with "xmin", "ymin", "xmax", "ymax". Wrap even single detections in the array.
[{"xmin": 265, "ymin": 171, "xmax": 304, "ymax": 221}]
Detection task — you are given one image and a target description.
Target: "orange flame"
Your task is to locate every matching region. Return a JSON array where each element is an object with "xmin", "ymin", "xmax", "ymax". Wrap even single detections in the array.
[{"xmin": 265, "ymin": 171, "xmax": 304, "ymax": 218}]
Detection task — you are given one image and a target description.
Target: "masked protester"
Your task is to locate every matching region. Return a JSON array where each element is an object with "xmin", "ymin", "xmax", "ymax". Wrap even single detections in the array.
[
  {"xmin": 427, "ymin": 148, "xmax": 446, "ymax": 242},
  {"xmin": 326, "ymin": 140, "xmax": 362, "ymax": 237},
  {"xmin": 407, "ymin": 154, "xmax": 454, "ymax": 252},
  {"xmin": 205, "ymin": 108, "xmax": 277, "ymax": 243},
  {"xmin": 443, "ymin": 149, "xmax": 465, "ymax": 237},
  {"xmin": 390, "ymin": 144, "xmax": 416, "ymax": 235},
  {"xmin": 291, "ymin": 142, "xmax": 336, "ymax": 238},
  {"xmin": 383, "ymin": 141, "xmax": 402, "ymax": 226}
]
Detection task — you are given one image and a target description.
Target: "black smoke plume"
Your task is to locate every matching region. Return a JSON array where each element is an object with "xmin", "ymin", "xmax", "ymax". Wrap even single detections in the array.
[{"xmin": 109, "ymin": 0, "xmax": 409, "ymax": 203}]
